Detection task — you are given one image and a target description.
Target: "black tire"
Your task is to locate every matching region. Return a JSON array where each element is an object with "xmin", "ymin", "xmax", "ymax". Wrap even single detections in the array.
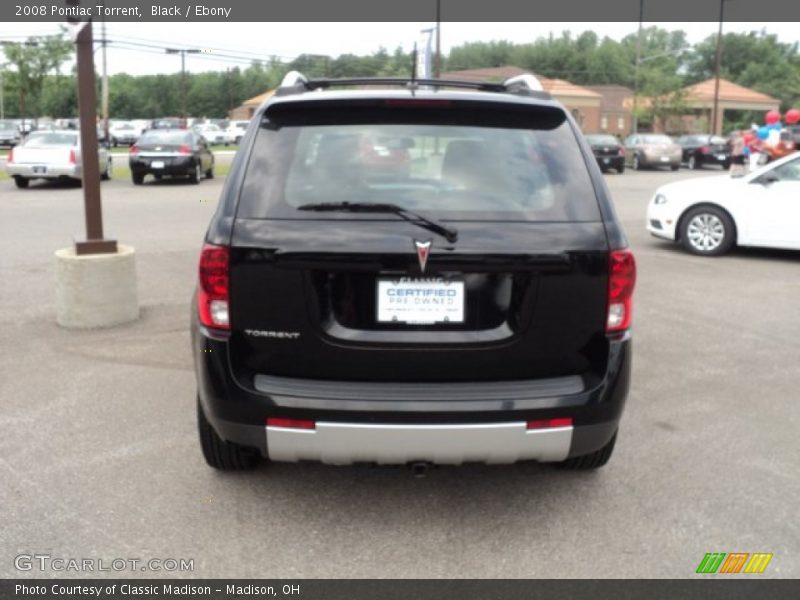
[
  {"xmin": 188, "ymin": 162, "xmax": 202, "ymax": 184},
  {"xmin": 688, "ymin": 154, "xmax": 699, "ymax": 170},
  {"xmin": 670, "ymin": 164, "xmax": 680, "ymax": 171},
  {"xmin": 13, "ymin": 175, "xmax": 29, "ymax": 189},
  {"xmin": 680, "ymin": 205, "xmax": 735, "ymax": 256},
  {"xmin": 616, "ymin": 164, "xmax": 625, "ymax": 174},
  {"xmin": 722, "ymin": 162, "xmax": 730, "ymax": 170},
  {"xmin": 197, "ymin": 398, "xmax": 260, "ymax": 470},
  {"xmin": 101, "ymin": 159, "xmax": 112, "ymax": 181},
  {"xmin": 132, "ymin": 173, "xmax": 144, "ymax": 185},
  {"xmin": 153, "ymin": 174, "xmax": 163, "ymax": 181},
  {"xmin": 632, "ymin": 154, "xmax": 642, "ymax": 170},
  {"xmin": 205, "ymin": 164, "xmax": 214, "ymax": 179},
  {"xmin": 557, "ymin": 431, "xmax": 617, "ymax": 470}
]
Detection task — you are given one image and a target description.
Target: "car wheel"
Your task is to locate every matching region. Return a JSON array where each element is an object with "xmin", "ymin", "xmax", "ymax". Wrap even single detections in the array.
[
  {"xmin": 616, "ymin": 164, "xmax": 625, "ymax": 174},
  {"xmin": 670, "ymin": 164, "xmax": 680, "ymax": 171},
  {"xmin": 205, "ymin": 164, "xmax": 214, "ymax": 179},
  {"xmin": 722, "ymin": 161, "xmax": 731, "ymax": 170},
  {"xmin": 688, "ymin": 155, "xmax": 699, "ymax": 170},
  {"xmin": 13, "ymin": 176, "xmax": 29, "ymax": 189},
  {"xmin": 153, "ymin": 174, "xmax": 162, "ymax": 181},
  {"xmin": 632, "ymin": 154, "xmax": 641, "ymax": 170},
  {"xmin": 188, "ymin": 162, "xmax": 202, "ymax": 184},
  {"xmin": 197, "ymin": 397, "xmax": 260, "ymax": 470},
  {"xmin": 132, "ymin": 173, "xmax": 144, "ymax": 185},
  {"xmin": 101, "ymin": 158, "xmax": 112, "ymax": 181},
  {"xmin": 557, "ymin": 431, "xmax": 617, "ymax": 470},
  {"xmin": 681, "ymin": 206, "xmax": 735, "ymax": 256}
]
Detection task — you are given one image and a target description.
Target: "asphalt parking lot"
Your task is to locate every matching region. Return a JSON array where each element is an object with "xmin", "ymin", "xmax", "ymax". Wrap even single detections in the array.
[{"xmin": 1, "ymin": 167, "xmax": 798, "ymax": 579}]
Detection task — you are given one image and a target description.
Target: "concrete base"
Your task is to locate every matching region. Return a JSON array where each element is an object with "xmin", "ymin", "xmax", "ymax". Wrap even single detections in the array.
[{"xmin": 55, "ymin": 244, "xmax": 139, "ymax": 328}]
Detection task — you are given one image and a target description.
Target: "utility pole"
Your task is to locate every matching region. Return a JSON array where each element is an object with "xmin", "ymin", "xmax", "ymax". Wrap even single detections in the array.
[
  {"xmin": 101, "ymin": 13, "xmax": 109, "ymax": 141},
  {"xmin": 711, "ymin": 0, "xmax": 727, "ymax": 136},
  {"xmin": 434, "ymin": 0, "xmax": 441, "ymax": 78},
  {"xmin": 74, "ymin": 21, "xmax": 116, "ymax": 255},
  {"xmin": 632, "ymin": 0, "xmax": 644, "ymax": 135},
  {"xmin": 165, "ymin": 47, "xmax": 200, "ymax": 118},
  {"xmin": 0, "ymin": 62, "xmax": 6, "ymax": 119}
]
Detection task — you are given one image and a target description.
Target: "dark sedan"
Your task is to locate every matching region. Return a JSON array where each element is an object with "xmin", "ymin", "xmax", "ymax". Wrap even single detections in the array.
[
  {"xmin": 677, "ymin": 134, "xmax": 731, "ymax": 170},
  {"xmin": 129, "ymin": 129, "xmax": 214, "ymax": 184},
  {"xmin": 584, "ymin": 134, "xmax": 625, "ymax": 173}
]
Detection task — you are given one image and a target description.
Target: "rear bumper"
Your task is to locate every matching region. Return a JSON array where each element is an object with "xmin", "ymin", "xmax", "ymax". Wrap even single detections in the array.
[
  {"xmin": 6, "ymin": 163, "xmax": 80, "ymax": 178},
  {"xmin": 193, "ymin": 320, "xmax": 631, "ymax": 465},
  {"xmin": 595, "ymin": 156, "xmax": 624, "ymax": 170},
  {"xmin": 130, "ymin": 156, "xmax": 193, "ymax": 176}
]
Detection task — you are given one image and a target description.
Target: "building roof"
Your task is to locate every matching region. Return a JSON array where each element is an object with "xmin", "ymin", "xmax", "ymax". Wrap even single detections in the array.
[
  {"xmin": 584, "ymin": 85, "xmax": 633, "ymax": 111},
  {"xmin": 441, "ymin": 66, "xmax": 601, "ymax": 100},
  {"xmin": 683, "ymin": 78, "xmax": 778, "ymax": 105},
  {"xmin": 241, "ymin": 89, "xmax": 276, "ymax": 107}
]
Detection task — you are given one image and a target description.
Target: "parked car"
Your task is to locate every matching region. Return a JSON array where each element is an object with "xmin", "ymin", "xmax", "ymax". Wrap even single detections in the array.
[
  {"xmin": 5, "ymin": 130, "xmax": 112, "ymax": 188},
  {"xmin": 192, "ymin": 72, "xmax": 636, "ymax": 472},
  {"xmin": 129, "ymin": 128, "xmax": 214, "ymax": 184},
  {"xmin": 584, "ymin": 134, "xmax": 625, "ymax": 173},
  {"xmin": 226, "ymin": 120, "xmax": 250, "ymax": 144},
  {"xmin": 150, "ymin": 117, "xmax": 187, "ymax": 130},
  {"xmin": 0, "ymin": 119, "xmax": 22, "ymax": 147},
  {"xmin": 677, "ymin": 134, "xmax": 731, "ymax": 170},
  {"xmin": 647, "ymin": 151, "xmax": 800, "ymax": 255},
  {"xmin": 108, "ymin": 121, "xmax": 140, "ymax": 146},
  {"xmin": 193, "ymin": 123, "xmax": 227, "ymax": 146},
  {"xmin": 623, "ymin": 133, "xmax": 681, "ymax": 170}
]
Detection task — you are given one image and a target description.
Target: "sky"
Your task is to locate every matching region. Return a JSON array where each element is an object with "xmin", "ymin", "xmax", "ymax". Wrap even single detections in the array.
[{"xmin": 0, "ymin": 22, "xmax": 797, "ymax": 75}]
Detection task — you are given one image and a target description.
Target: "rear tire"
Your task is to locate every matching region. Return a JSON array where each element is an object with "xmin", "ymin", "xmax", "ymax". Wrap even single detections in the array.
[
  {"xmin": 688, "ymin": 154, "xmax": 699, "ymax": 170},
  {"xmin": 557, "ymin": 431, "xmax": 617, "ymax": 470},
  {"xmin": 188, "ymin": 162, "xmax": 201, "ymax": 184},
  {"xmin": 132, "ymin": 173, "xmax": 144, "ymax": 185},
  {"xmin": 205, "ymin": 164, "xmax": 214, "ymax": 179},
  {"xmin": 616, "ymin": 164, "xmax": 625, "ymax": 174},
  {"xmin": 13, "ymin": 175, "xmax": 29, "ymax": 189},
  {"xmin": 101, "ymin": 158, "xmax": 112, "ymax": 181},
  {"xmin": 197, "ymin": 398, "xmax": 260, "ymax": 471},
  {"xmin": 632, "ymin": 154, "xmax": 642, "ymax": 170}
]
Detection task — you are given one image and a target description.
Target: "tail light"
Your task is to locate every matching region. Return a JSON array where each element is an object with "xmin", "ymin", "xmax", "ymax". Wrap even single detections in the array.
[
  {"xmin": 527, "ymin": 418, "xmax": 573, "ymax": 430},
  {"xmin": 68, "ymin": 148, "xmax": 76, "ymax": 164},
  {"xmin": 130, "ymin": 144, "xmax": 139, "ymax": 155},
  {"xmin": 700, "ymin": 146, "xmax": 710, "ymax": 154},
  {"xmin": 198, "ymin": 243, "xmax": 230, "ymax": 329},
  {"xmin": 7, "ymin": 148, "xmax": 12, "ymax": 164},
  {"xmin": 267, "ymin": 418, "xmax": 316, "ymax": 430},
  {"xmin": 607, "ymin": 249, "xmax": 636, "ymax": 333},
  {"xmin": 178, "ymin": 144, "xmax": 191, "ymax": 155}
]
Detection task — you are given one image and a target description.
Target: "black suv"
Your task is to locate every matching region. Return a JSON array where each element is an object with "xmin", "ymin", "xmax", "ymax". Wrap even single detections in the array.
[{"xmin": 192, "ymin": 72, "xmax": 635, "ymax": 472}]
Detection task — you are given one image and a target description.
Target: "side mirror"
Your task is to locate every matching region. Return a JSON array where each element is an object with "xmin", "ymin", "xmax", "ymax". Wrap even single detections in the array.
[{"xmin": 757, "ymin": 172, "xmax": 780, "ymax": 185}]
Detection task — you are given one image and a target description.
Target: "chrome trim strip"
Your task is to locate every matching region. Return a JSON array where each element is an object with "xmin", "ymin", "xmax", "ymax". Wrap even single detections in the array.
[{"xmin": 266, "ymin": 421, "xmax": 572, "ymax": 465}]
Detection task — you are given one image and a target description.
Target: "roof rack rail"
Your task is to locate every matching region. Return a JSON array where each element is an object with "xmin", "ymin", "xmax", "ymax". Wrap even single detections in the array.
[{"xmin": 275, "ymin": 73, "xmax": 550, "ymax": 99}]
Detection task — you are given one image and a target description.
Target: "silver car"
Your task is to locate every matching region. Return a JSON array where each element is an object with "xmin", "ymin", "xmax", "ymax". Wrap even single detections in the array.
[
  {"xmin": 0, "ymin": 119, "xmax": 22, "ymax": 147},
  {"xmin": 623, "ymin": 133, "xmax": 682, "ymax": 171},
  {"xmin": 5, "ymin": 130, "xmax": 112, "ymax": 188}
]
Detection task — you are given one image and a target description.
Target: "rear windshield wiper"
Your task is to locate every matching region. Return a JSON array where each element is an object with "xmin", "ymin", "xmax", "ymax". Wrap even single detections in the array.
[{"xmin": 296, "ymin": 202, "xmax": 459, "ymax": 243}]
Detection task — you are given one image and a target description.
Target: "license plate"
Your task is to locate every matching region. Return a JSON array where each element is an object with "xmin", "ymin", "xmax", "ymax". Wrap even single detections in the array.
[
  {"xmin": 660, "ymin": 156, "xmax": 669, "ymax": 162},
  {"xmin": 603, "ymin": 158, "xmax": 610, "ymax": 164},
  {"xmin": 150, "ymin": 160, "xmax": 165, "ymax": 169},
  {"xmin": 716, "ymin": 154, "xmax": 726, "ymax": 160},
  {"xmin": 377, "ymin": 278, "xmax": 465, "ymax": 324},
  {"xmin": 32, "ymin": 165, "xmax": 47, "ymax": 174}
]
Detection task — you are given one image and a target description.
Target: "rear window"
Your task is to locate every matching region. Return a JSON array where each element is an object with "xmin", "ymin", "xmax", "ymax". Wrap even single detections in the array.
[
  {"xmin": 23, "ymin": 132, "xmax": 77, "ymax": 147},
  {"xmin": 238, "ymin": 105, "xmax": 601, "ymax": 222},
  {"xmin": 640, "ymin": 135, "xmax": 673, "ymax": 145},
  {"xmin": 138, "ymin": 131, "xmax": 192, "ymax": 145},
  {"xmin": 585, "ymin": 134, "xmax": 618, "ymax": 145}
]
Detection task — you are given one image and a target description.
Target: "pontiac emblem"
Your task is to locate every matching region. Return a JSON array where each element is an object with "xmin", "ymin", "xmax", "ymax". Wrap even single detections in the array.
[{"xmin": 414, "ymin": 239, "xmax": 432, "ymax": 273}]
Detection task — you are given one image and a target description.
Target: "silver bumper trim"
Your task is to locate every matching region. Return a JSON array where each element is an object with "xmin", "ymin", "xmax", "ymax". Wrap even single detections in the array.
[{"xmin": 266, "ymin": 421, "xmax": 572, "ymax": 465}]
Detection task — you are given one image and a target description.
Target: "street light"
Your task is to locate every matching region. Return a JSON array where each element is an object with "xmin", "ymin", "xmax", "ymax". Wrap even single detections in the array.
[{"xmin": 165, "ymin": 47, "xmax": 201, "ymax": 118}]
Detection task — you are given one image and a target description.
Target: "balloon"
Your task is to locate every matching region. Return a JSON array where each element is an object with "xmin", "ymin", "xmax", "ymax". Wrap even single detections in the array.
[
  {"xmin": 786, "ymin": 109, "xmax": 800, "ymax": 124},
  {"xmin": 765, "ymin": 110, "xmax": 781, "ymax": 124},
  {"xmin": 743, "ymin": 132, "xmax": 755, "ymax": 144},
  {"xmin": 769, "ymin": 122, "xmax": 782, "ymax": 130},
  {"xmin": 757, "ymin": 126, "xmax": 770, "ymax": 140}
]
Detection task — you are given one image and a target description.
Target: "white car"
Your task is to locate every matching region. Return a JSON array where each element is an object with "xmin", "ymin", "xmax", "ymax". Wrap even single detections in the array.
[
  {"xmin": 647, "ymin": 152, "xmax": 800, "ymax": 255},
  {"xmin": 193, "ymin": 123, "xmax": 226, "ymax": 146},
  {"xmin": 226, "ymin": 120, "xmax": 249, "ymax": 144},
  {"xmin": 108, "ymin": 121, "xmax": 140, "ymax": 146},
  {"xmin": 5, "ymin": 130, "xmax": 112, "ymax": 189}
]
